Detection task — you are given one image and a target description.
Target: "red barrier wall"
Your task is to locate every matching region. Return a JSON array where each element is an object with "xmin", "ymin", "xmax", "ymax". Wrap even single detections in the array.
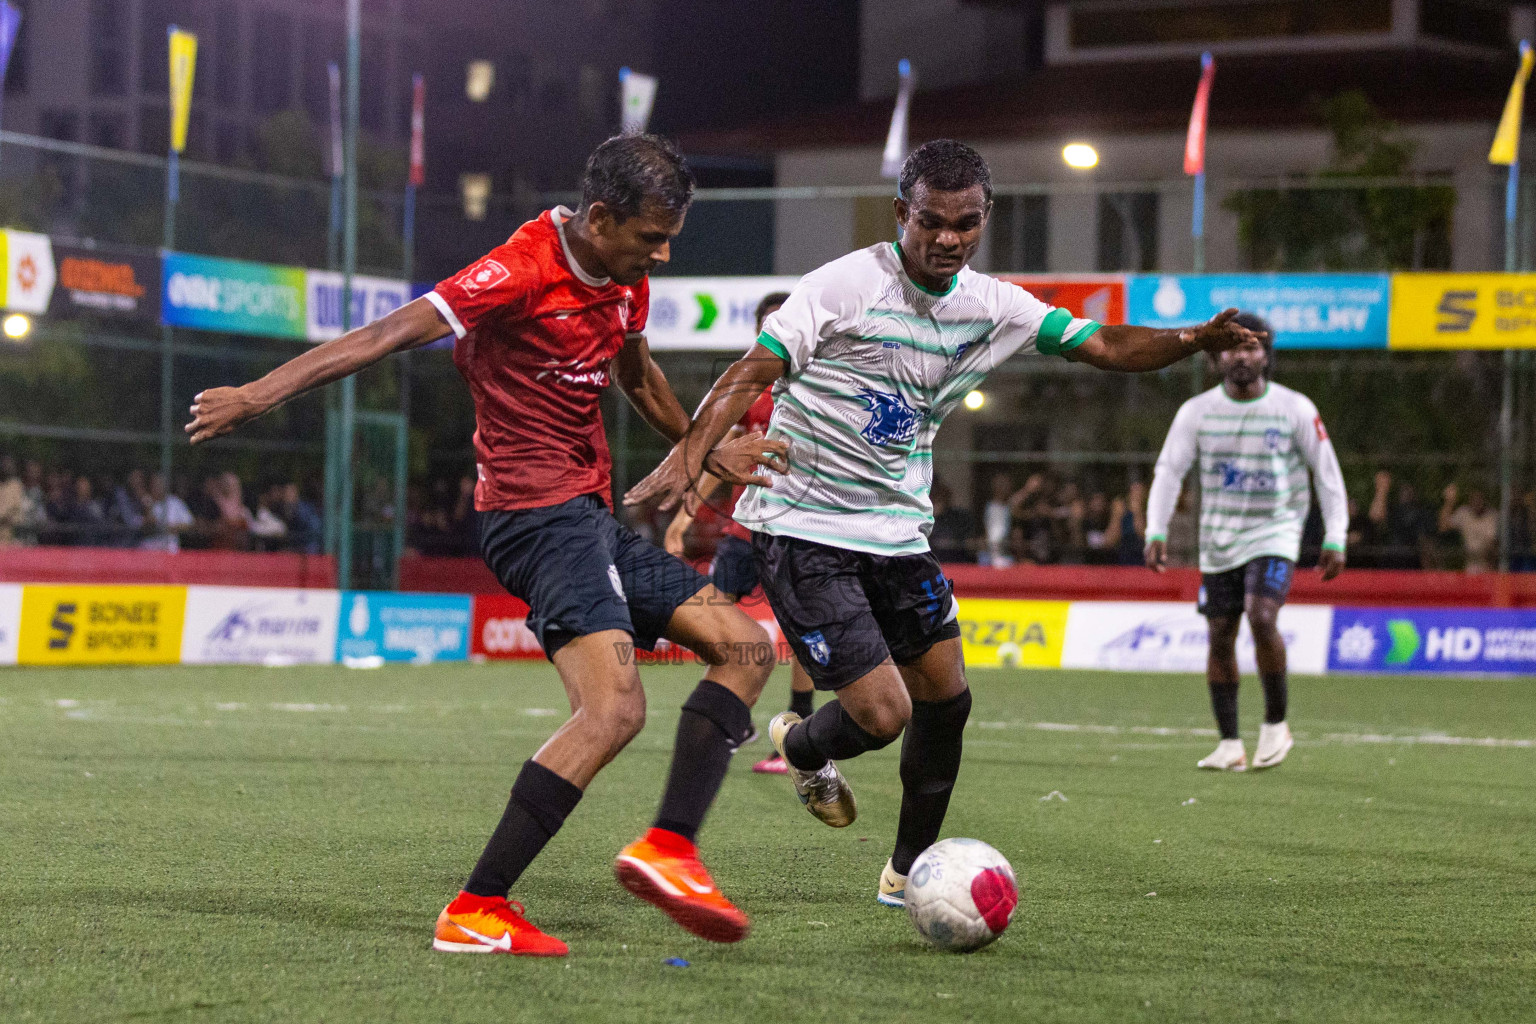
[
  {"xmin": 400, "ymin": 555, "xmax": 1536, "ymax": 608},
  {"xmin": 0, "ymin": 547, "xmax": 337, "ymax": 588}
]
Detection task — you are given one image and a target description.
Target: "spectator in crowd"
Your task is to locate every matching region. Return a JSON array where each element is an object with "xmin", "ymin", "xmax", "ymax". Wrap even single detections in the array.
[
  {"xmin": 197, "ymin": 472, "xmax": 253, "ymax": 550},
  {"xmin": 53, "ymin": 475, "xmax": 108, "ymax": 545},
  {"xmin": 141, "ymin": 472, "xmax": 193, "ymax": 553},
  {"xmin": 929, "ymin": 479, "xmax": 975, "ymax": 563},
  {"xmin": 0, "ymin": 455, "xmax": 28, "ymax": 547},
  {"xmin": 106, "ymin": 469, "xmax": 149, "ymax": 547},
  {"xmin": 982, "ymin": 471, "xmax": 1014, "ymax": 567},
  {"xmin": 1365, "ymin": 471, "xmax": 1437, "ymax": 569},
  {"xmin": 1115, "ymin": 481, "xmax": 1148, "ymax": 566},
  {"xmin": 1008, "ymin": 473, "xmax": 1055, "ymax": 564},
  {"xmin": 1439, "ymin": 483, "xmax": 1498, "ymax": 574},
  {"xmin": 273, "ymin": 482, "xmax": 323, "ymax": 554},
  {"xmin": 1052, "ymin": 480, "xmax": 1087, "ymax": 564},
  {"xmin": 248, "ymin": 485, "xmax": 290, "ymax": 551},
  {"xmin": 1512, "ymin": 488, "xmax": 1536, "ymax": 573}
]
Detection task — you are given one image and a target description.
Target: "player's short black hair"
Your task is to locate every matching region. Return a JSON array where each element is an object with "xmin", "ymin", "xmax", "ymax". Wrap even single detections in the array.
[
  {"xmin": 898, "ymin": 139, "xmax": 992, "ymax": 204},
  {"xmin": 580, "ymin": 134, "xmax": 695, "ymax": 222},
  {"xmin": 755, "ymin": 291, "xmax": 790, "ymax": 331},
  {"xmin": 1231, "ymin": 310, "xmax": 1275, "ymax": 374}
]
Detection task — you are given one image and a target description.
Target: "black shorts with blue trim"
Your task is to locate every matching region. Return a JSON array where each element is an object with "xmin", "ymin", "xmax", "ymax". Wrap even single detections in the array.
[
  {"xmin": 711, "ymin": 534, "xmax": 759, "ymax": 599},
  {"xmin": 1197, "ymin": 556, "xmax": 1295, "ymax": 619},
  {"xmin": 478, "ymin": 494, "xmax": 709, "ymax": 659},
  {"xmin": 751, "ymin": 531, "xmax": 961, "ymax": 691}
]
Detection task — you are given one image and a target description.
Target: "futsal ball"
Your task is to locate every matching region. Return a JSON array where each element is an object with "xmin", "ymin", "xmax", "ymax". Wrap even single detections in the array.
[{"xmin": 905, "ymin": 838, "xmax": 1018, "ymax": 952}]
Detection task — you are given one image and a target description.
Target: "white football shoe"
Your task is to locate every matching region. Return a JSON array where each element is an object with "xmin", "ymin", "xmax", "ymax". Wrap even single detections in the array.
[
  {"xmin": 876, "ymin": 859, "xmax": 907, "ymax": 908},
  {"xmin": 1197, "ymin": 738, "xmax": 1247, "ymax": 771},
  {"xmin": 1252, "ymin": 721, "xmax": 1294, "ymax": 770}
]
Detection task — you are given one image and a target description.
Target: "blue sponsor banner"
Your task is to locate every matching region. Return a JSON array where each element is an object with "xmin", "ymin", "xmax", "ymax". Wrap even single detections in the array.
[
  {"xmin": 161, "ymin": 251, "xmax": 308, "ymax": 337},
  {"xmin": 1128, "ymin": 274, "xmax": 1390, "ymax": 349},
  {"xmin": 1329, "ymin": 607, "xmax": 1536, "ymax": 674},
  {"xmin": 336, "ymin": 591, "xmax": 471, "ymax": 664}
]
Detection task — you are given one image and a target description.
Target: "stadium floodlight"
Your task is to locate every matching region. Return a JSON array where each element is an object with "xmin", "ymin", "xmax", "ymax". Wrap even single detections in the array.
[
  {"xmin": 1062, "ymin": 143, "xmax": 1099, "ymax": 169},
  {"xmin": 2, "ymin": 313, "xmax": 29, "ymax": 340},
  {"xmin": 964, "ymin": 389, "xmax": 986, "ymax": 410},
  {"xmin": 466, "ymin": 60, "xmax": 495, "ymax": 102}
]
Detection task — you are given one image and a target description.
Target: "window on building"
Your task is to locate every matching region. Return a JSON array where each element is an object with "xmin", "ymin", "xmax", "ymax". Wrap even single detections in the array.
[
  {"xmin": 214, "ymin": 2, "xmax": 241, "ymax": 108},
  {"xmin": 88, "ymin": 112, "xmax": 123, "ymax": 149},
  {"xmin": 89, "ymin": 0, "xmax": 130, "ymax": 96},
  {"xmin": 1420, "ymin": 1, "xmax": 1510, "ymax": 49},
  {"xmin": 2, "ymin": 0, "xmax": 27, "ymax": 96},
  {"xmin": 1097, "ymin": 192, "xmax": 1159, "ymax": 272},
  {"xmin": 1071, "ymin": 0, "xmax": 1391, "ymax": 49},
  {"xmin": 466, "ymin": 60, "xmax": 495, "ymax": 102},
  {"xmin": 990, "ymin": 195, "xmax": 1049, "ymax": 273},
  {"xmin": 250, "ymin": 9, "xmax": 293, "ymax": 114},
  {"xmin": 460, "ymin": 173, "xmax": 491, "ymax": 221}
]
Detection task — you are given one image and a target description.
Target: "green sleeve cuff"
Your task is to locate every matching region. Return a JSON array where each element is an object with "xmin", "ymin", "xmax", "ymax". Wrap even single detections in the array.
[
  {"xmin": 1147, "ymin": 533, "xmax": 1167, "ymax": 543},
  {"xmin": 1322, "ymin": 541, "xmax": 1346, "ymax": 553},
  {"xmin": 756, "ymin": 330, "xmax": 790, "ymax": 364},
  {"xmin": 1061, "ymin": 320, "xmax": 1103, "ymax": 354},
  {"xmin": 1036, "ymin": 308, "xmax": 1073, "ymax": 356}
]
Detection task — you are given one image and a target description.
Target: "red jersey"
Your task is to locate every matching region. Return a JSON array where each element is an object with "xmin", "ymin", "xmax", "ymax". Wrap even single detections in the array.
[
  {"xmin": 428, "ymin": 208, "xmax": 647, "ymax": 511},
  {"xmin": 721, "ymin": 388, "xmax": 774, "ymax": 541}
]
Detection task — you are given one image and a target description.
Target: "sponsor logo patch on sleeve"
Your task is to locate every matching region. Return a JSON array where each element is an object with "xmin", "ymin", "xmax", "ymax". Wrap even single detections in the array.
[
  {"xmin": 1313, "ymin": 415, "xmax": 1328, "ymax": 442},
  {"xmin": 455, "ymin": 258, "xmax": 511, "ymax": 296}
]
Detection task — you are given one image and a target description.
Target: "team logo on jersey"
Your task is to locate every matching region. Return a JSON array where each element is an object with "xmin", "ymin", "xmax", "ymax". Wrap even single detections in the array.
[
  {"xmin": 800, "ymin": 630, "xmax": 831, "ymax": 666},
  {"xmin": 856, "ymin": 389, "xmax": 919, "ymax": 448},
  {"xmin": 1214, "ymin": 461, "xmax": 1278, "ymax": 492},
  {"xmin": 455, "ymin": 258, "xmax": 510, "ymax": 296},
  {"xmin": 1264, "ymin": 428, "xmax": 1284, "ymax": 451},
  {"xmin": 607, "ymin": 564, "xmax": 627, "ymax": 603},
  {"xmin": 1313, "ymin": 415, "xmax": 1328, "ymax": 442}
]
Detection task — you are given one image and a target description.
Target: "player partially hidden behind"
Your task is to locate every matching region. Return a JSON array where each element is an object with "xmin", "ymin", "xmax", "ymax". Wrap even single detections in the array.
[
  {"xmin": 1145, "ymin": 314, "xmax": 1347, "ymax": 772},
  {"xmin": 185, "ymin": 135, "xmax": 787, "ymax": 955},
  {"xmin": 627, "ymin": 139, "xmax": 1263, "ymax": 908},
  {"xmin": 663, "ymin": 291, "xmax": 816, "ymax": 775}
]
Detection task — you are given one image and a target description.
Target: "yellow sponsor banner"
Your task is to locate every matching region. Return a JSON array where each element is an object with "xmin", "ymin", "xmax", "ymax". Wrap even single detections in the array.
[
  {"xmin": 955, "ymin": 599, "xmax": 1070, "ymax": 669},
  {"xmin": 168, "ymin": 28, "xmax": 198, "ymax": 154},
  {"xmin": 1389, "ymin": 273, "xmax": 1536, "ymax": 349},
  {"xmin": 18, "ymin": 585, "xmax": 187, "ymax": 665}
]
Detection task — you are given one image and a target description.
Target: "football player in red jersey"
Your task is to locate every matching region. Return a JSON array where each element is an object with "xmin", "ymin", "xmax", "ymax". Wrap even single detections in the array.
[
  {"xmin": 662, "ymin": 291, "xmax": 814, "ymax": 774},
  {"xmin": 187, "ymin": 135, "xmax": 787, "ymax": 956}
]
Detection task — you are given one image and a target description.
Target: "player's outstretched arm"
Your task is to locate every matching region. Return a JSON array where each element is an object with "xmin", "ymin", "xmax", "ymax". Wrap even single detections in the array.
[
  {"xmin": 613, "ymin": 330, "xmax": 692, "ymax": 444},
  {"xmin": 624, "ymin": 344, "xmax": 789, "ymax": 511},
  {"xmin": 185, "ymin": 297, "xmax": 450, "ymax": 444},
  {"xmin": 1068, "ymin": 308, "xmax": 1264, "ymax": 372}
]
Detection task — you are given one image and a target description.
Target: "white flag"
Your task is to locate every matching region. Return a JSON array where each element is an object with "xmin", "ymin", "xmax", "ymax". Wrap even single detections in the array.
[
  {"xmin": 620, "ymin": 67, "xmax": 657, "ymax": 135},
  {"xmin": 881, "ymin": 59, "xmax": 915, "ymax": 180}
]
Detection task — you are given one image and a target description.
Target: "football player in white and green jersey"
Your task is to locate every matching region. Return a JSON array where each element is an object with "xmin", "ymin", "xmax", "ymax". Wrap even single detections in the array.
[
  {"xmin": 1145, "ymin": 314, "xmax": 1348, "ymax": 773},
  {"xmin": 627, "ymin": 140, "xmax": 1264, "ymax": 908}
]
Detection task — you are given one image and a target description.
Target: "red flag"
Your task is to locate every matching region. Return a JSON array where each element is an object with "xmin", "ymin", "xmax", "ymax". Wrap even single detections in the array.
[
  {"xmin": 409, "ymin": 74, "xmax": 426, "ymax": 188},
  {"xmin": 1183, "ymin": 53, "xmax": 1215, "ymax": 176}
]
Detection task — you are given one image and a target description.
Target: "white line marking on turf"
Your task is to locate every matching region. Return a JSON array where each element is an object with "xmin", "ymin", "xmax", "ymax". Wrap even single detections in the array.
[
  {"xmin": 269, "ymin": 703, "xmax": 347, "ymax": 713},
  {"xmin": 55, "ymin": 699, "xmax": 80, "ymax": 708},
  {"xmin": 522, "ymin": 708, "xmax": 560, "ymax": 717},
  {"xmin": 1322, "ymin": 732, "xmax": 1533, "ymax": 748},
  {"xmin": 214, "ymin": 702, "xmax": 247, "ymax": 711},
  {"xmin": 972, "ymin": 720, "xmax": 1533, "ymax": 749}
]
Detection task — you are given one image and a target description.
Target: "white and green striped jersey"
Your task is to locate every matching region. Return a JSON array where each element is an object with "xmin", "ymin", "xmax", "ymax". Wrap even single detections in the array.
[
  {"xmin": 1146, "ymin": 382, "xmax": 1348, "ymax": 574},
  {"xmin": 734, "ymin": 242, "xmax": 1101, "ymax": 556}
]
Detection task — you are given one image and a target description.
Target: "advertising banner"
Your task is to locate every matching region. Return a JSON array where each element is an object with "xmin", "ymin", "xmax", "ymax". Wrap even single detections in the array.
[
  {"xmin": 181, "ymin": 586, "xmax": 340, "ymax": 665},
  {"xmin": 1329, "ymin": 607, "xmax": 1536, "ymax": 674},
  {"xmin": 336, "ymin": 591, "xmax": 471, "ymax": 664},
  {"xmin": 645, "ymin": 276, "xmax": 800, "ymax": 351},
  {"xmin": 956, "ymin": 599, "xmax": 1071, "ymax": 669},
  {"xmin": 162, "ymin": 251, "xmax": 307, "ymax": 337},
  {"xmin": 1000, "ymin": 276, "xmax": 1126, "ymax": 325},
  {"xmin": 1061, "ymin": 601, "xmax": 1332, "ymax": 675},
  {"xmin": 17, "ymin": 585, "xmax": 187, "ymax": 665},
  {"xmin": 49, "ymin": 242, "xmax": 160, "ymax": 325},
  {"xmin": 1388, "ymin": 273, "xmax": 1536, "ymax": 349},
  {"xmin": 470, "ymin": 594, "xmax": 543, "ymax": 660},
  {"xmin": 304, "ymin": 271, "xmax": 411, "ymax": 342},
  {"xmin": 1128, "ymin": 274, "xmax": 1390, "ymax": 349},
  {"xmin": 0, "ymin": 583, "xmax": 20, "ymax": 665},
  {"xmin": 0, "ymin": 229, "xmax": 57, "ymax": 314}
]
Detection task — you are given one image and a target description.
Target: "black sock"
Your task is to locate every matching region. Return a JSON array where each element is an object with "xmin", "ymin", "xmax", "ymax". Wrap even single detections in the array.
[
  {"xmin": 789, "ymin": 688, "xmax": 813, "ymax": 719},
  {"xmin": 783, "ymin": 699, "xmax": 896, "ymax": 772},
  {"xmin": 653, "ymin": 680, "xmax": 752, "ymax": 843},
  {"xmin": 463, "ymin": 759, "xmax": 583, "ymax": 898},
  {"xmin": 1208, "ymin": 681, "xmax": 1240, "ymax": 740},
  {"xmin": 892, "ymin": 689, "xmax": 972, "ymax": 876},
  {"xmin": 1260, "ymin": 671, "xmax": 1288, "ymax": 724}
]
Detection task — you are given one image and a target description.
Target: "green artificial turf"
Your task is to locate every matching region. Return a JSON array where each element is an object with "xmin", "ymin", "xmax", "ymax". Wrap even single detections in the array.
[{"xmin": 1, "ymin": 662, "xmax": 1532, "ymax": 1023}]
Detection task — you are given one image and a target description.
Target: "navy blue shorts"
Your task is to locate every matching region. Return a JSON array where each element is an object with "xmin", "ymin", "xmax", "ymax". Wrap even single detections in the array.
[
  {"xmin": 752, "ymin": 532, "xmax": 961, "ymax": 691},
  {"xmin": 478, "ymin": 494, "xmax": 710, "ymax": 659},
  {"xmin": 1198, "ymin": 556, "xmax": 1294, "ymax": 619},
  {"xmin": 711, "ymin": 534, "xmax": 759, "ymax": 599}
]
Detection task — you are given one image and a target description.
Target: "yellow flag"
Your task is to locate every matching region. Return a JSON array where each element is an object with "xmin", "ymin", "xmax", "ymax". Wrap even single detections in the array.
[
  {"xmin": 1490, "ymin": 41, "xmax": 1533, "ymax": 165},
  {"xmin": 168, "ymin": 27, "xmax": 198, "ymax": 154}
]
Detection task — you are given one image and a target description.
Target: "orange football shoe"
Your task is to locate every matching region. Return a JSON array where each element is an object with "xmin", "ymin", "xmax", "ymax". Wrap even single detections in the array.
[
  {"xmin": 614, "ymin": 827, "xmax": 749, "ymax": 943},
  {"xmin": 432, "ymin": 891, "xmax": 568, "ymax": 956}
]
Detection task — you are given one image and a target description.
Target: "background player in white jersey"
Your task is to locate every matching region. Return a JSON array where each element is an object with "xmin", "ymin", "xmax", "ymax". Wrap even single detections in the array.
[
  {"xmin": 627, "ymin": 140, "xmax": 1264, "ymax": 907},
  {"xmin": 1145, "ymin": 314, "xmax": 1348, "ymax": 772}
]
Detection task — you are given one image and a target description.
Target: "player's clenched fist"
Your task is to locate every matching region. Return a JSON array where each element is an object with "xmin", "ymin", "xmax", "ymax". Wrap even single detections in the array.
[{"xmin": 186, "ymin": 386, "xmax": 266, "ymax": 445}]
